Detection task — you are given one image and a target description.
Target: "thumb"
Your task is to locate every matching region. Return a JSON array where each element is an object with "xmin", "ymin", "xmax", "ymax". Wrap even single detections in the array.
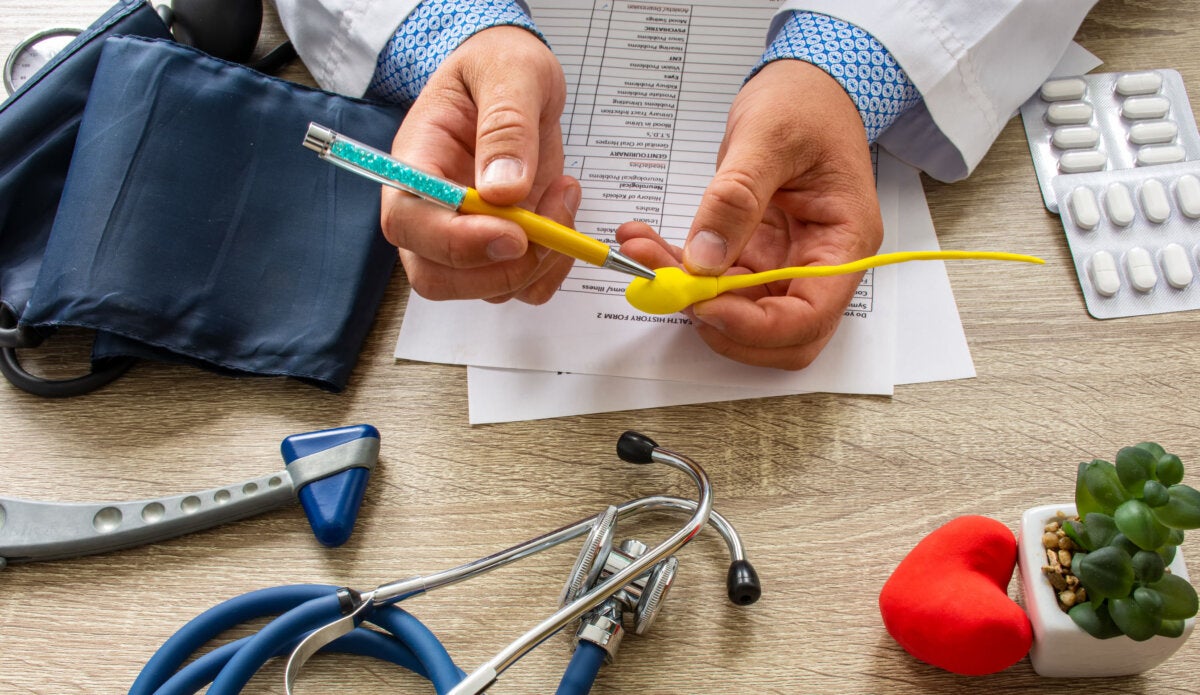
[
  {"xmin": 684, "ymin": 135, "xmax": 784, "ymax": 276},
  {"xmin": 468, "ymin": 35, "xmax": 559, "ymax": 206}
]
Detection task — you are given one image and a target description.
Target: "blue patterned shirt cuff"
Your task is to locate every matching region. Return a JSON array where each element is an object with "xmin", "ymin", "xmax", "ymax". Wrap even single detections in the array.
[
  {"xmin": 750, "ymin": 11, "xmax": 921, "ymax": 143},
  {"xmin": 367, "ymin": 0, "xmax": 543, "ymax": 106}
]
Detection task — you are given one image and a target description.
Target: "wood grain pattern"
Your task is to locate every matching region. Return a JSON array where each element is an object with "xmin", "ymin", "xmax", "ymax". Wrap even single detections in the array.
[{"xmin": 2, "ymin": 1, "xmax": 1198, "ymax": 692}]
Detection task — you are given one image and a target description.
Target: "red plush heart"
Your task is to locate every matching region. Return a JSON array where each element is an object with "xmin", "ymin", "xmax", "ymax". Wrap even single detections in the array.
[{"xmin": 879, "ymin": 515, "xmax": 1032, "ymax": 675}]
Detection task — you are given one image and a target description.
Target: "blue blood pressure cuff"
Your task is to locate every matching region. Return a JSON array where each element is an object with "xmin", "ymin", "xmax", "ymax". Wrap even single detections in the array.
[
  {"xmin": 3, "ymin": 26, "xmax": 405, "ymax": 392},
  {"xmin": 0, "ymin": 0, "xmax": 170, "ymax": 346}
]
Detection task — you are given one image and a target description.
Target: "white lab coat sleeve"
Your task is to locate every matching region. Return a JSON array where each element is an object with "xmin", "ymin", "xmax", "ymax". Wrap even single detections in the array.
[
  {"xmin": 272, "ymin": 0, "xmax": 538, "ymax": 99},
  {"xmin": 272, "ymin": 0, "xmax": 421, "ymax": 97},
  {"xmin": 776, "ymin": 0, "xmax": 1098, "ymax": 182}
]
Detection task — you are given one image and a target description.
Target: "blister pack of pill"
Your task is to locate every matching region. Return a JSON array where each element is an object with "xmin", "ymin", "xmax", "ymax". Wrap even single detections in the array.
[
  {"xmin": 1021, "ymin": 69, "xmax": 1200, "ymax": 212},
  {"xmin": 1052, "ymin": 160, "xmax": 1200, "ymax": 319}
]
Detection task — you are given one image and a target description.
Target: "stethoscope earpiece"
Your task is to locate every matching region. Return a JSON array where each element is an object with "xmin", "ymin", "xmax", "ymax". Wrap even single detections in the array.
[
  {"xmin": 727, "ymin": 559, "xmax": 763, "ymax": 606},
  {"xmin": 617, "ymin": 430, "xmax": 658, "ymax": 464}
]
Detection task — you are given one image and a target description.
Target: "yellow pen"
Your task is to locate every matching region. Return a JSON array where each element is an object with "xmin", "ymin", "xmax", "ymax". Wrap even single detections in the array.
[{"xmin": 302, "ymin": 123, "xmax": 656, "ymax": 280}]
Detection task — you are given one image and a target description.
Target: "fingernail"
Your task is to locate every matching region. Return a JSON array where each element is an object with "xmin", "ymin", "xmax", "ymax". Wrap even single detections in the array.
[
  {"xmin": 685, "ymin": 230, "xmax": 727, "ymax": 272},
  {"xmin": 481, "ymin": 157, "xmax": 524, "ymax": 187},
  {"xmin": 487, "ymin": 235, "xmax": 524, "ymax": 261},
  {"xmin": 563, "ymin": 183, "xmax": 582, "ymax": 216}
]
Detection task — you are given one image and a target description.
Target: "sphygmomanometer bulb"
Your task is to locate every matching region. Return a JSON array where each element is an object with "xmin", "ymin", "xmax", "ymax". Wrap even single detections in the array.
[
  {"xmin": 617, "ymin": 431, "xmax": 658, "ymax": 464},
  {"xmin": 726, "ymin": 560, "xmax": 762, "ymax": 606},
  {"xmin": 169, "ymin": 0, "xmax": 263, "ymax": 64}
]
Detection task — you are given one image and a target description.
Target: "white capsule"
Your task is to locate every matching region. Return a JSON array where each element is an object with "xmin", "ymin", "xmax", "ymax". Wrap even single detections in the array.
[
  {"xmin": 1140, "ymin": 179, "xmax": 1171, "ymax": 223},
  {"xmin": 1089, "ymin": 251, "xmax": 1121, "ymax": 297},
  {"xmin": 1123, "ymin": 95, "xmax": 1171, "ymax": 120},
  {"xmin": 1161, "ymin": 243, "xmax": 1194, "ymax": 289},
  {"xmin": 1137, "ymin": 144, "xmax": 1186, "ymax": 166},
  {"xmin": 1052, "ymin": 126, "xmax": 1101, "ymax": 150},
  {"xmin": 1059, "ymin": 149, "xmax": 1107, "ymax": 173},
  {"xmin": 1116, "ymin": 72, "xmax": 1164, "ymax": 96},
  {"xmin": 1041, "ymin": 77, "xmax": 1088, "ymax": 102},
  {"xmin": 1129, "ymin": 120, "xmax": 1178, "ymax": 145},
  {"xmin": 1068, "ymin": 186, "xmax": 1101, "ymax": 230},
  {"xmin": 1046, "ymin": 102, "xmax": 1093, "ymax": 125},
  {"xmin": 1104, "ymin": 182, "xmax": 1136, "ymax": 227},
  {"xmin": 1177, "ymin": 174, "xmax": 1200, "ymax": 218},
  {"xmin": 1125, "ymin": 247, "xmax": 1158, "ymax": 292}
]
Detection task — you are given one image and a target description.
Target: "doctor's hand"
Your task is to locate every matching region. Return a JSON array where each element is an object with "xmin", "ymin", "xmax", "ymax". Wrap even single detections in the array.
[
  {"xmin": 381, "ymin": 26, "xmax": 579, "ymax": 305},
  {"xmin": 618, "ymin": 59, "xmax": 883, "ymax": 370}
]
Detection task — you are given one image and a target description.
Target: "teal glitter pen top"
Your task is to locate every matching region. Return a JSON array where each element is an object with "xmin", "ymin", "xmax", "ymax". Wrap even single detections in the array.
[
  {"xmin": 302, "ymin": 123, "xmax": 656, "ymax": 280},
  {"xmin": 326, "ymin": 137, "xmax": 467, "ymax": 207}
]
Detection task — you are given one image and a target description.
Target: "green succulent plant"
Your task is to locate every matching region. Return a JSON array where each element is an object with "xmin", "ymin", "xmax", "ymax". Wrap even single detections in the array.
[{"xmin": 1063, "ymin": 442, "xmax": 1200, "ymax": 641}]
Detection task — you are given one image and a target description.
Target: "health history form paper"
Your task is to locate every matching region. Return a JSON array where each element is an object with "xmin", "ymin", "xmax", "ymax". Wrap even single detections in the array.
[
  {"xmin": 466, "ymin": 154, "xmax": 979, "ymax": 424},
  {"xmin": 395, "ymin": 0, "xmax": 898, "ymax": 395}
]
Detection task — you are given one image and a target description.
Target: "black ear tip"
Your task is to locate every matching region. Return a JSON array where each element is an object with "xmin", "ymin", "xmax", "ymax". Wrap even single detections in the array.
[
  {"xmin": 726, "ymin": 560, "xmax": 762, "ymax": 606},
  {"xmin": 617, "ymin": 431, "xmax": 658, "ymax": 463}
]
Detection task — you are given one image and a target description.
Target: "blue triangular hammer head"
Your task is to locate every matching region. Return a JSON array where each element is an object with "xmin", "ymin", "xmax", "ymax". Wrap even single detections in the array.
[{"xmin": 282, "ymin": 424, "xmax": 379, "ymax": 547}]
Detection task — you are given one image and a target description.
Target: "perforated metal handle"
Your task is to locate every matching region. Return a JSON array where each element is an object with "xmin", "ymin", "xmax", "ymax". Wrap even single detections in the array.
[
  {"xmin": 0, "ymin": 434, "xmax": 377, "ymax": 567},
  {"xmin": 0, "ymin": 471, "xmax": 296, "ymax": 565}
]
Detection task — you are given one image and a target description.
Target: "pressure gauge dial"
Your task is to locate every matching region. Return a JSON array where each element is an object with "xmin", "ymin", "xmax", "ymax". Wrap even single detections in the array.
[{"xmin": 3, "ymin": 27, "xmax": 82, "ymax": 95}]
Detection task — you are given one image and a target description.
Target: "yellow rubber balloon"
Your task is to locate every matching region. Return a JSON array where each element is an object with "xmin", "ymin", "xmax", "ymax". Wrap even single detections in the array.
[{"xmin": 625, "ymin": 250, "xmax": 1045, "ymax": 315}]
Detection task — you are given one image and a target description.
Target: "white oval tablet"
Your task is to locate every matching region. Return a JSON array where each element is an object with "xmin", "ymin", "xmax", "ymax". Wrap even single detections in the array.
[
  {"xmin": 1137, "ymin": 144, "xmax": 1186, "ymax": 166},
  {"xmin": 1122, "ymin": 95, "xmax": 1171, "ymax": 120},
  {"xmin": 1125, "ymin": 247, "xmax": 1158, "ymax": 292},
  {"xmin": 1116, "ymin": 71, "xmax": 1163, "ymax": 96},
  {"xmin": 1129, "ymin": 120, "xmax": 1178, "ymax": 144},
  {"xmin": 1047, "ymin": 102, "xmax": 1093, "ymax": 125},
  {"xmin": 1041, "ymin": 78, "xmax": 1087, "ymax": 102},
  {"xmin": 1069, "ymin": 186, "xmax": 1101, "ymax": 230},
  {"xmin": 1177, "ymin": 174, "xmax": 1200, "ymax": 218},
  {"xmin": 1059, "ymin": 150, "xmax": 1106, "ymax": 173},
  {"xmin": 1089, "ymin": 251, "xmax": 1121, "ymax": 297},
  {"xmin": 1139, "ymin": 179, "xmax": 1171, "ymax": 223},
  {"xmin": 1052, "ymin": 126, "xmax": 1101, "ymax": 150},
  {"xmin": 1104, "ymin": 182, "xmax": 1136, "ymax": 227},
  {"xmin": 1161, "ymin": 243, "xmax": 1193, "ymax": 289}
]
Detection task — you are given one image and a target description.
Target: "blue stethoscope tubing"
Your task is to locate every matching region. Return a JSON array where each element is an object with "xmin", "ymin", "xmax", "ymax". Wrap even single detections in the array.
[
  {"xmin": 130, "ymin": 433, "xmax": 759, "ymax": 695},
  {"xmin": 555, "ymin": 642, "xmax": 606, "ymax": 695},
  {"xmin": 129, "ymin": 584, "xmax": 468, "ymax": 695},
  {"xmin": 131, "ymin": 501, "xmax": 750, "ymax": 694}
]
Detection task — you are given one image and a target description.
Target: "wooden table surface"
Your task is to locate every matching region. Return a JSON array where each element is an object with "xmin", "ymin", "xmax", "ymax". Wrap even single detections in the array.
[{"xmin": 3, "ymin": 1, "xmax": 1199, "ymax": 693}]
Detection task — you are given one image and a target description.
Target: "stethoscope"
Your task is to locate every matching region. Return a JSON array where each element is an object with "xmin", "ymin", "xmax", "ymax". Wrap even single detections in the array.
[{"xmin": 129, "ymin": 431, "xmax": 762, "ymax": 694}]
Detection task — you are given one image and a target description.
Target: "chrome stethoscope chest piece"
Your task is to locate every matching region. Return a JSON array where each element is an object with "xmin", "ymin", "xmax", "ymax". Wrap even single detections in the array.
[
  {"xmin": 632, "ymin": 552, "xmax": 678, "ymax": 635},
  {"xmin": 591, "ymin": 538, "xmax": 680, "ymax": 636},
  {"xmin": 3, "ymin": 27, "xmax": 82, "ymax": 95},
  {"xmin": 560, "ymin": 505, "xmax": 619, "ymax": 605}
]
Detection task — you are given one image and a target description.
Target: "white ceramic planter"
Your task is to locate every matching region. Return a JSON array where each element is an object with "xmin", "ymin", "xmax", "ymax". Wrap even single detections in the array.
[{"xmin": 1017, "ymin": 503, "xmax": 1195, "ymax": 677}]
